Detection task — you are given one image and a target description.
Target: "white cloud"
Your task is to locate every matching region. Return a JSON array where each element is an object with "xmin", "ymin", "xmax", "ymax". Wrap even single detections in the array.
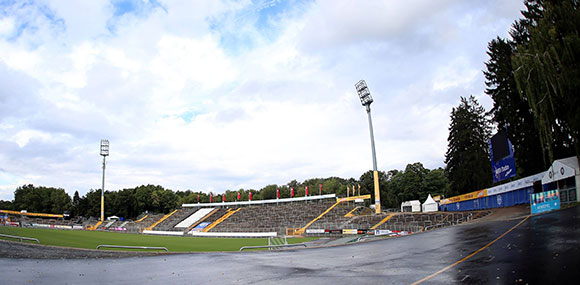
[
  {"xmin": 432, "ymin": 57, "xmax": 480, "ymax": 92},
  {"xmin": 0, "ymin": 17, "xmax": 15, "ymax": 36},
  {"xmin": 0, "ymin": 0, "xmax": 526, "ymax": 200},
  {"xmin": 150, "ymin": 35, "xmax": 237, "ymax": 92}
]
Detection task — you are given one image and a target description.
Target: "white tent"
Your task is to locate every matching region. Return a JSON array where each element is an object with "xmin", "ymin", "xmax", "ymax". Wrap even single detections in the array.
[
  {"xmin": 401, "ymin": 200, "xmax": 421, "ymax": 212},
  {"xmin": 422, "ymin": 194, "xmax": 438, "ymax": 212}
]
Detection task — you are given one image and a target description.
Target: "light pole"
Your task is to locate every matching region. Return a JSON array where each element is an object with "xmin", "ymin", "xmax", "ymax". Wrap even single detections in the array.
[
  {"xmin": 355, "ymin": 80, "xmax": 381, "ymax": 214},
  {"xmin": 100, "ymin": 139, "xmax": 109, "ymax": 222}
]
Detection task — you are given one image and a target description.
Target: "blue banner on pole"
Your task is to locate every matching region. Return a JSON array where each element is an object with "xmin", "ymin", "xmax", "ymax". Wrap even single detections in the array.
[
  {"xmin": 531, "ymin": 190, "xmax": 561, "ymax": 214},
  {"xmin": 489, "ymin": 137, "xmax": 517, "ymax": 183}
]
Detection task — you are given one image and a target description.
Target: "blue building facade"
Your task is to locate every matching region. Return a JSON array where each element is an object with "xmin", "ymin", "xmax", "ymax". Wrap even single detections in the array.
[{"xmin": 440, "ymin": 172, "xmax": 545, "ymax": 212}]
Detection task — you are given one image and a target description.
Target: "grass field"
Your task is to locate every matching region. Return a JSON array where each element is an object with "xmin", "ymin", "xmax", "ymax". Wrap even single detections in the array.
[{"xmin": 0, "ymin": 227, "xmax": 316, "ymax": 252}]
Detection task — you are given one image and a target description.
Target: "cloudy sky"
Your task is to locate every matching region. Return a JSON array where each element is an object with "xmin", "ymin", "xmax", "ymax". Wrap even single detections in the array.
[{"xmin": 0, "ymin": 0, "xmax": 525, "ymax": 200}]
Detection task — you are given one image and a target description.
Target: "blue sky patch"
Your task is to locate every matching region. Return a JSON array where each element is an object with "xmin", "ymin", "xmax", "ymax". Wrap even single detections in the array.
[
  {"xmin": 107, "ymin": 0, "xmax": 166, "ymax": 33},
  {"xmin": 209, "ymin": 0, "xmax": 310, "ymax": 55},
  {"xmin": 0, "ymin": 0, "xmax": 65, "ymax": 42}
]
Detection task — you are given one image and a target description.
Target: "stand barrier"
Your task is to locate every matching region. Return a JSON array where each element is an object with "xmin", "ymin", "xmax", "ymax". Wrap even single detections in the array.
[
  {"xmin": 0, "ymin": 233, "xmax": 40, "ymax": 244},
  {"xmin": 239, "ymin": 243, "xmax": 307, "ymax": 251},
  {"xmin": 96, "ymin": 245, "xmax": 168, "ymax": 252}
]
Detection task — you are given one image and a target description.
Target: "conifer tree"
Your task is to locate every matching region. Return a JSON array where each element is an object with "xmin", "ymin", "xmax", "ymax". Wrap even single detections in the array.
[{"xmin": 444, "ymin": 96, "xmax": 492, "ymax": 196}]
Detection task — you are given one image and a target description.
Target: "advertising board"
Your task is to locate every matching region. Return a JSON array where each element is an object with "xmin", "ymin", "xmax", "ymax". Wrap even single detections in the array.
[
  {"xmin": 531, "ymin": 190, "xmax": 561, "ymax": 214},
  {"xmin": 192, "ymin": 222, "xmax": 210, "ymax": 231},
  {"xmin": 374, "ymin": 230, "xmax": 393, "ymax": 236},
  {"xmin": 489, "ymin": 132, "xmax": 517, "ymax": 183},
  {"xmin": 440, "ymin": 189, "xmax": 487, "ymax": 205},
  {"xmin": 306, "ymin": 229, "xmax": 326, "ymax": 234},
  {"xmin": 342, "ymin": 229, "xmax": 358, "ymax": 235}
]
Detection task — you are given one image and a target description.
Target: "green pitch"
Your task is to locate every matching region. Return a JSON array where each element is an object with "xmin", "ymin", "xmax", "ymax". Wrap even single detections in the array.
[{"xmin": 0, "ymin": 227, "xmax": 316, "ymax": 252}]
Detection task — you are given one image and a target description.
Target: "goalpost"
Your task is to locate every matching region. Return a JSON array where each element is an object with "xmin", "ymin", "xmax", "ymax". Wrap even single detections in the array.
[{"xmin": 268, "ymin": 236, "xmax": 288, "ymax": 248}]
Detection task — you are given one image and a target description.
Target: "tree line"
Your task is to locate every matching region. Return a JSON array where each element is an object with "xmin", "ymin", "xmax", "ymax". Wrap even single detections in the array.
[{"xmin": 0, "ymin": 163, "xmax": 448, "ymax": 219}]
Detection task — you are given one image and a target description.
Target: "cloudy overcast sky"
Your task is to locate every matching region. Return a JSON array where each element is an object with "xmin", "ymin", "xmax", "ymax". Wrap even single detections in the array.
[{"xmin": 0, "ymin": 0, "xmax": 525, "ymax": 200}]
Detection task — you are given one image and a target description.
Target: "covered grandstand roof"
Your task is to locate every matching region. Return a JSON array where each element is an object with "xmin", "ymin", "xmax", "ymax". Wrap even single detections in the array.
[
  {"xmin": 542, "ymin": 156, "xmax": 579, "ymax": 184},
  {"xmin": 182, "ymin": 194, "xmax": 337, "ymax": 208}
]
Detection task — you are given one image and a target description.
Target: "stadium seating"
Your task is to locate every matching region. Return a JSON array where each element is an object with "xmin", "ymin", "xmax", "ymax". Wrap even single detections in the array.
[
  {"xmin": 209, "ymin": 200, "xmax": 337, "ymax": 235},
  {"xmin": 152, "ymin": 208, "xmax": 198, "ymax": 231}
]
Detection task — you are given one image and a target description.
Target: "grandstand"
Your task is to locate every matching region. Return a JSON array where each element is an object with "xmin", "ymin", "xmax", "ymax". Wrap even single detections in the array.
[
  {"xmin": 2, "ymin": 192, "xmax": 493, "ymax": 239},
  {"xmin": 209, "ymin": 200, "xmax": 338, "ymax": 234}
]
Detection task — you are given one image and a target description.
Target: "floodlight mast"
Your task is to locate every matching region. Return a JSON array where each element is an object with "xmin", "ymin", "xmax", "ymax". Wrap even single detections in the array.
[
  {"xmin": 355, "ymin": 80, "xmax": 381, "ymax": 214},
  {"xmin": 100, "ymin": 139, "xmax": 109, "ymax": 222}
]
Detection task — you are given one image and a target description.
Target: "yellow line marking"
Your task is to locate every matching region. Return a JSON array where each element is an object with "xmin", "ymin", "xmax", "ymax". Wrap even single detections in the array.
[
  {"xmin": 0, "ymin": 209, "xmax": 63, "ymax": 218},
  {"xmin": 412, "ymin": 215, "xmax": 530, "ymax": 284},
  {"xmin": 344, "ymin": 207, "xmax": 360, "ymax": 218},
  {"xmin": 370, "ymin": 213, "xmax": 396, "ymax": 230},
  {"xmin": 135, "ymin": 214, "xmax": 148, "ymax": 222},
  {"xmin": 203, "ymin": 208, "xmax": 241, "ymax": 232},
  {"xmin": 145, "ymin": 209, "xmax": 178, "ymax": 231},
  {"xmin": 299, "ymin": 201, "xmax": 342, "ymax": 233}
]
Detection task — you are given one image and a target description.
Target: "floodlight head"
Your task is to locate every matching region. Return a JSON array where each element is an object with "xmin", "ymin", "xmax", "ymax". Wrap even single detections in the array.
[
  {"xmin": 100, "ymin": 139, "xmax": 109, "ymax": 157},
  {"xmin": 355, "ymin": 80, "xmax": 373, "ymax": 107}
]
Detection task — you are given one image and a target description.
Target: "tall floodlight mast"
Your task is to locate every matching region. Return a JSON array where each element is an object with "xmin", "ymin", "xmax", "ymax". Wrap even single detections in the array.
[
  {"xmin": 355, "ymin": 80, "xmax": 381, "ymax": 214},
  {"xmin": 99, "ymin": 139, "xmax": 109, "ymax": 222}
]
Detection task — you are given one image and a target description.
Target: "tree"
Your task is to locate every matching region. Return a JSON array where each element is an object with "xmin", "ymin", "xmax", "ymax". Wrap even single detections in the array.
[
  {"xmin": 13, "ymin": 184, "xmax": 71, "ymax": 213},
  {"xmin": 423, "ymin": 168, "xmax": 449, "ymax": 198},
  {"xmin": 72, "ymin": 191, "xmax": 81, "ymax": 216},
  {"xmin": 260, "ymin": 185, "xmax": 278, "ymax": 200},
  {"xmin": 511, "ymin": 0, "xmax": 580, "ymax": 160},
  {"xmin": 49, "ymin": 188, "xmax": 72, "ymax": 213},
  {"xmin": 484, "ymin": 37, "xmax": 546, "ymax": 176},
  {"xmin": 84, "ymin": 190, "xmax": 102, "ymax": 218},
  {"xmin": 0, "ymin": 200, "xmax": 13, "ymax": 210},
  {"xmin": 444, "ymin": 96, "xmax": 492, "ymax": 196}
]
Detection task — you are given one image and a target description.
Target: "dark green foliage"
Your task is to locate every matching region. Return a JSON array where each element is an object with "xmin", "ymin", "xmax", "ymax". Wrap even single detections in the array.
[
  {"xmin": 4, "ymin": 167, "xmax": 453, "ymax": 218},
  {"xmin": 377, "ymin": 164, "xmax": 449, "ymax": 210},
  {"xmin": 444, "ymin": 96, "xmax": 492, "ymax": 196},
  {"xmin": 511, "ymin": 0, "xmax": 579, "ymax": 160},
  {"xmin": 12, "ymin": 184, "xmax": 72, "ymax": 214},
  {"xmin": 0, "ymin": 200, "xmax": 14, "ymax": 210},
  {"xmin": 484, "ymin": 37, "xmax": 546, "ymax": 176},
  {"xmin": 486, "ymin": 0, "xmax": 579, "ymax": 169}
]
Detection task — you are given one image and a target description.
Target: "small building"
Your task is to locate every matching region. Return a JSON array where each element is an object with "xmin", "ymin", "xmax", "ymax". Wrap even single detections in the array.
[
  {"xmin": 541, "ymin": 156, "xmax": 580, "ymax": 206},
  {"xmin": 401, "ymin": 200, "xmax": 421, "ymax": 212},
  {"xmin": 422, "ymin": 194, "xmax": 438, "ymax": 212}
]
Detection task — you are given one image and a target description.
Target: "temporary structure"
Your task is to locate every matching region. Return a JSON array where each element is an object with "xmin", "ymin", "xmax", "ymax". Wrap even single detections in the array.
[
  {"xmin": 422, "ymin": 194, "xmax": 438, "ymax": 212},
  {"xmin": 401, "ymin": 200, "xmax": 421, "ymax": 212}
]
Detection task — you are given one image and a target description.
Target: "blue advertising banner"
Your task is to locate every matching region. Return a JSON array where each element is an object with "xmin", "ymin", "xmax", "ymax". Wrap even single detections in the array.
[
  {"xmin": 489, "ymin": 137, "xmax": 517, "ymax": 183},
  {"xmin": 193, "ymin": 222, "xmax": 210, "ymax": 230},
  {"xmin": 531, "ymin": 190, "xmax": 561, "ymax": 214}
]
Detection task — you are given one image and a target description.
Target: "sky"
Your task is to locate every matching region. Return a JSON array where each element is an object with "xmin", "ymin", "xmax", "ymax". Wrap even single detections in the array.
[{"xmin": 0, "ymin": 0, "xmax": 525, "ymax": 200}]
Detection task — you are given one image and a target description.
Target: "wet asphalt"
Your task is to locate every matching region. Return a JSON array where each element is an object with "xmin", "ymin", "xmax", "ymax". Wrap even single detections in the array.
[{"xmin": 1, "ymin": 206, "xmax": 578, "ymax": 284}]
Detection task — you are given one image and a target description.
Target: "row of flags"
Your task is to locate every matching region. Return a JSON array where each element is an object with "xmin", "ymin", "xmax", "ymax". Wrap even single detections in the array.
[
  {"xmin": 197, "ymin": 184, "xmax": 362, "ymax": 203},
  {"xmin": 346, "ymin": 184, "xmax": 361, "ymax": 197}
]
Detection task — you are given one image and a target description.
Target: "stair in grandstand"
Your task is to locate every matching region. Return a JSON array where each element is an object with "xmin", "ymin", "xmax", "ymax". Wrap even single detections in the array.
[
  {"xmin": 184, "ymin": 208, "xmax": 219, "ymax": 233},
  {"xmin": 306, "ymin": 203, "xmax": 357, "ymax": 230},
  {"xmin": 202, "ymin": 208, "xmax": 241, "ymax": 232},
  {"xmin": 104, "ymin": 220, "xmax": 116, "ymax": 228},
  {"xmin": 210, "ymin": 200, "xmax": 336, "ymax": 235},
  {"xmin": 153, "ymin": 208, "xmax": 198, "ymax": 231},
  {"xmin": 336, "ymin": 211, "xmax": 491, "ymax": 233},
  {"xmin": 145, "ymin": 209, "xmax": 178, "ymax": 231}
]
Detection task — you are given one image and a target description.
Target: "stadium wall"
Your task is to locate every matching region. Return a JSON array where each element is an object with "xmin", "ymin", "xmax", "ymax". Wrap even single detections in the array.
[{"xmin": 440, "ymin": 172, "xmax": 545, "ymax": 212}]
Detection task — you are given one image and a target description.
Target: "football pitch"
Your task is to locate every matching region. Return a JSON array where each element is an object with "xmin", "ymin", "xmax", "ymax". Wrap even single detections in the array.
[{"xmin": 0, "ymin": 227, "xmax": 316, "ymax": 252}]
